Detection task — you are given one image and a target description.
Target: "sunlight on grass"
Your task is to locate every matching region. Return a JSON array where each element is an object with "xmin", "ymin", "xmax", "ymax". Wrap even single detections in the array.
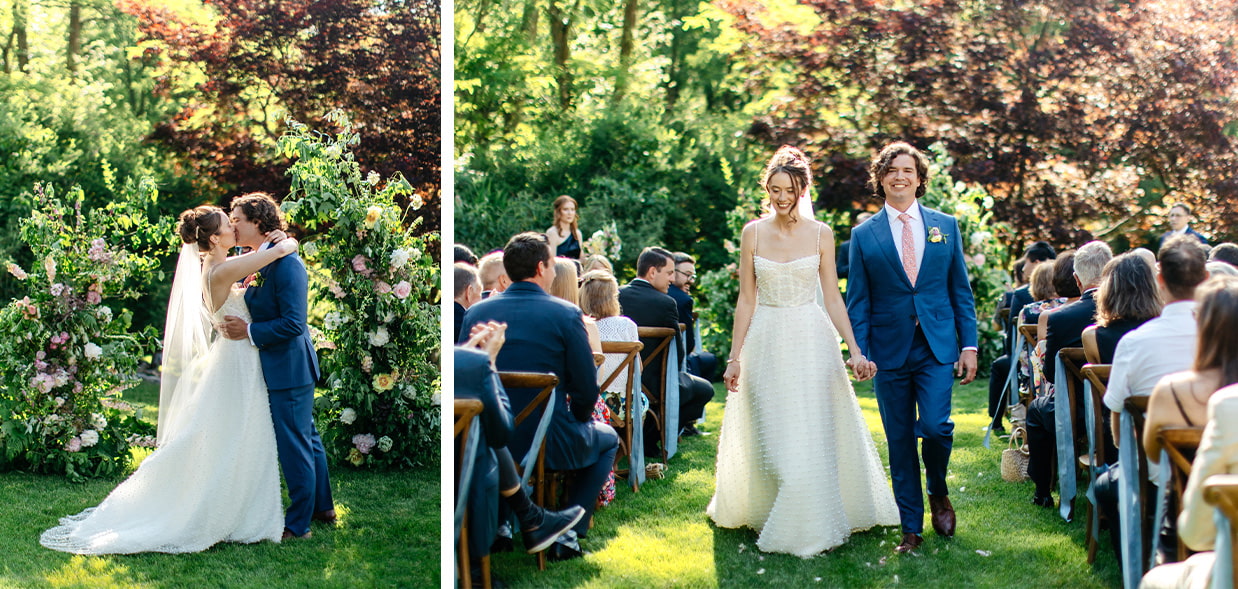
[{"xmin": 43, "ymin": 556, "xmax": 153, "ymax": 589}]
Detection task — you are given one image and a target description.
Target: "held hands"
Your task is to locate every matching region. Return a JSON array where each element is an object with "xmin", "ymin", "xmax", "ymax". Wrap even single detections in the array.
[
  {"xmin": 218, "ymin": 315, "xmax": 250, "ymax": 341},
  {"xmin": 846, "ymin": 354, "xmax": 878, "ymax": 382},
  {"xmin": 955, "ymin": 349, "xmax": 978, "ymax": 385}
]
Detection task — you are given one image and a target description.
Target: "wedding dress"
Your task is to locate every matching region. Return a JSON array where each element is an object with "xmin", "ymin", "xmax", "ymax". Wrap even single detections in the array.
[
  {"xmin": 41, "ymin": 285, "xmax": 283, "ymax": 554},
  {"xmin": 707, "ymin": 251, "xmax": 899, "ymax": 557}
]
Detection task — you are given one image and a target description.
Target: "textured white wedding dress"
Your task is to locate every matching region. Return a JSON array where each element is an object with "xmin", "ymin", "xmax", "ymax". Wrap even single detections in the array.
[
  {"xmin": 41, "ymin": 287, "xmax": 283, "ymax": 554},
  {"xmin": 707, "ymin": 253, "xmax": 899, "ymax": 557}
]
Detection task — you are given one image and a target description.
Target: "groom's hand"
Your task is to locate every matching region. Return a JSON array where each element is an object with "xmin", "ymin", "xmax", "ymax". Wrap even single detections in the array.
[
  {"xmin": 956, "ymin": 349, "xmax": 978, "ymax": 384},
  {"xmin": 219, "ymin": 315, "xmax": 250, "ymax": 341}
]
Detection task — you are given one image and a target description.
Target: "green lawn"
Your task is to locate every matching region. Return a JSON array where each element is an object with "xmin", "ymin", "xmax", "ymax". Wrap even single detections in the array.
[
  {"xmin": 0, "ymin": 380, "xmax": 440, "ymax": 589},
  {"xmin": 485, "ymin": 378, "xmax": 1123, "ymax": 588}
]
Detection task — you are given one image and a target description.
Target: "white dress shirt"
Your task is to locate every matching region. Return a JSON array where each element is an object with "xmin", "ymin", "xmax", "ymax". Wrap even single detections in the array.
[
  {"xmin": 884, "ymin": 201, "xmax": 925, "ymax": 270},
  {"xmin": 1103, "ymin": 300, "xmax": 1198, "ymax": 413}
]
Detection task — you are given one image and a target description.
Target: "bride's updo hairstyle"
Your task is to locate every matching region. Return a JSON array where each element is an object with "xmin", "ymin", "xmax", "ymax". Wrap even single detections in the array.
[
  {"xmin": 177, "ymin": 205, "xmax": 226, "ymax": 251},
  {"xmin": 761, "ymin": 145, "xmax": 812, "ymax": 223}
]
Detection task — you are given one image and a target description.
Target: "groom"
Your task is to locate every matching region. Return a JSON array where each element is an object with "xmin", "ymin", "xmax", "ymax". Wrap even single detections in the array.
[
  {"xmin": 220, "ymin": 192, "xmax": 335, "ymax": 540},
  {"xmin": 846, "ymin": 142, "xmax": 978, "ymax": 554}
]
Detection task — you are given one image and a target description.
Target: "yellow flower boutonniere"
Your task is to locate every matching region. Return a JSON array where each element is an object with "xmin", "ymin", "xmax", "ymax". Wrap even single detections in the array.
[
  {"xmin": 928, "ymin": 227, "xmax": 947, "ymax": 244},
  {"xmin": 247, "ymin": 272, "xmax": 265, "ymax": 288}
]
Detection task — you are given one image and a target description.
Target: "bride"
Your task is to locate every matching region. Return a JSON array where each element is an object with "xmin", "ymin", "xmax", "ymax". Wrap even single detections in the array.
[
  {"xmin": 707, "ymin": 146, "xmax": 899, "ymax": 557},
  {"xmin": 41, "ymin": 205, "xmax": 297, "ymax": 554}
]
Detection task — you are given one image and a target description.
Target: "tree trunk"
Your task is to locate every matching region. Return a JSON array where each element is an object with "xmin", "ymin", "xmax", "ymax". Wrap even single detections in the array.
[
  {"xmin": 4, "ymin": 0, "xmax": 29, "ymax": 73},
  {"xmin": 66, "ymin": 0, "xmax": 82, "ymax": 74},
  {"xmin": 521, "ymin": 0, "xmax": 539, "ymax": 43},
  {"xmin": 612, "ymin": 0, "xmax": 639, "ymax": 104},
  {"xmin": 663, "ymin": 0, "xmax": 683, "ymax": 108},
  {"xmin": 547, "ymin": 0, "xmax": 578, "ymax": 110}
]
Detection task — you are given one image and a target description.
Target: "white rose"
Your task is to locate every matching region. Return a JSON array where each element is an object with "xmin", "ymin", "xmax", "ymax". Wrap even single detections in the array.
[
  {"xmin": 431, "ymin": 392, "xmax": 441, "ymax": 406},
  {"xmin": 340, "ymin": 408, "xmax": 357, "ymax": 425},
  {"xmin": 367, "ymin": 327, "xmax": 390, "ymax": 347},
  {"xmin": 389, "ymin": 248, "xmax": 410, "ymax": 269},
  {"xmin": 83, "ymin": 342, "xmax": 103, "ymax": 360},
  {"xmin": 367, "ymin": 171, "xmax": 381, "ymax": 186},
  {"xmin": 80, "ymin": 429, "xmax": 100, "ymax": 447},
  {"xmin": 91, "ymin": 413, "xmax": 107, "ymax": 429}
]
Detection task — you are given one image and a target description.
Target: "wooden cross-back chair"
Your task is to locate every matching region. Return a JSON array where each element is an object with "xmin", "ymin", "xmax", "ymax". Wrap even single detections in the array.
[
  {"xmin": 1017, "ymin": 323, "xmax": 1041, "ymax": 401},
  {"xmin": 1157, "ymin": 426, "xmax": 1205, "ymax": 563},
  {"xmin": 1079, "ymin": 361, "xmax": 1111, "ymax": 564},
  {"xmin": 1203, "ymin": 474, "xmax": 1238, "ymax": 589},
  {"xmin": 498, "ymin": 371, "xmax": 558, "ymax": 571},
  {"xmin": 1053, "ymin": 347, "xmax": 1089, "ymax": 521},
  {"xmin": 637, "ymin": 326, "xmax": 676, "ymax": 465},
  {"xmin": 454, "ymin": 399, "xmax": 488, "ymax": 589},
  {"xmin": 1118, "ymin": 395, "xmax": 1155, "ymax": 588},
  {"xmin": 598, "ymin": 340, "xmax": 643, "ymax": 491}
]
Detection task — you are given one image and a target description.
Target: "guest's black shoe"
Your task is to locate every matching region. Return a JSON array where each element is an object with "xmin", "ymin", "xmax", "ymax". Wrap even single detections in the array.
[
  {"xmin": 547, "ymin": 541, "xmax": 585, "ymax": 562},
  {"xmin": 522, "ymin": 505, "xmax": 585, "ymax": 554},
  {"xmin": 490, "ymin": 535, "xmax": 514, "ymax": 553},
  {"xmin": 1032, "ymin": 495, "xmax": 1055, "ymax": 508},
  {"xmin": 681, "ymin": 424, "xmax": 701, "ymax": 437}
]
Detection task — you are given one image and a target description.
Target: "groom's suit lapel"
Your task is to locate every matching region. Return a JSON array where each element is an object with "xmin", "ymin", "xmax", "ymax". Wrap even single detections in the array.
[
  {"xmin": 919, "ymin": 207, "xmax": 947, "ymax": 279},
  {"xmin": 869, "ymin": 208, "xmax": 913, "ymax": 288}
]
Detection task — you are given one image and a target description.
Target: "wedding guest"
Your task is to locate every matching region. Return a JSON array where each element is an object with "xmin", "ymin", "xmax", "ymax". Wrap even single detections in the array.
[
  {"xmin": 546, "ymin": 195, "xmax": 584, "ymax": 261},
  {"xmin": 1013, "ymin": 262, "xmax": 1066, "ymax": 396},
  {"xmin": 1158, "ymin": 204, "xmax": 1208, "ymax": 248},
  {"xmin": 550, "ymin": 258, "xmax": 602, "ymax": 353},
  {"xmin": 580, "ymin": 271, "xmax": 641, "ymax": 412},
  {"xmin": 669, "ymin": 252, "xmax": 717, "ymax": 383},
  {"xmin": 1092, "ymin": 253, "xmax": 1162, "ymax": 363},
  {"xmin": 456, "ymin": 243, "xmax": 480, "ymax": 266},
  {"xmin": 454, "ymin": 263, "xmax": 483, "ymax": 343},
  {"xmin": 1208, "ymin": 242, "xmax": 1238, "ymax": 267},
  {"xmin": 1026, "ymin": 240, "xmax": 1111, "ymax": 508},
  {"xmin": 1139, "ymin": 385, "xmax": 1238, "ymax": 589},
  {"xmin": 834, "ymin": 210, "xmax": 873, "ymax": 280},
  {"xmin": 1131, "ymin": 247, "xmax": 1157, "ymax": 272},
  {"xmin": 988, "ymin": 241, "xmax": 1057, "ymax": 433},
  {"xmin": 619, "ymin": 247, "xmax": 713, "ymax": 453},
  {"xmin": 1206, "ymin": 261, "xmax": 1238, "ymax": 278},
  {"xmin": 456, "ymin": 322, "xmax": 585, "ymax": 581},
  {"xmin": 582, "ymin": 254, "xmax": 613, "ymax": 274},
  {"xmin": 458, "ymin": 232, "xmax": 619, "ymax": 562},
  {"xmin": 478, "ymin": 252, "xmax": 511, "ymax": 299},
  {"xmin": 1093, "ymin": 236, "xmax": 1207, "ymax": 565}
]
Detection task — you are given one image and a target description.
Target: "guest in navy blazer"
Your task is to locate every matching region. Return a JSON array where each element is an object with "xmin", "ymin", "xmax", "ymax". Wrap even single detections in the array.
[
  {"xmin": 458, "ymin": 232, "xmax": 617, "ymax": 561},
  {"xmin": 1158, "ymin": 203, "xmax": 1208, "ymax": 249}
]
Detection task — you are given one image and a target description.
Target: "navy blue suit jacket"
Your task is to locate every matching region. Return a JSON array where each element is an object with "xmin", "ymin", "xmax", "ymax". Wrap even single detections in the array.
[
  {"xmin": 458, "ymin": 282, "xmax": 603, "ymax": 470},
  {"xmin": 846, "ymin": 206, "xmax": 978, "ymax": 370},
  {"xmin": 455, "ymin": 347, "xmax": 513, "ymax": 556},
  {"xmin": 1159, "ymin": 227, "xmax": 1208, "ymax": 249},
  {"xmin": 244, "ymin": 252, "xmax": 320, "ymax": 390},
  {"xmin": 668, "ymin": 285, "xmax": 695, "ymax": 354}
]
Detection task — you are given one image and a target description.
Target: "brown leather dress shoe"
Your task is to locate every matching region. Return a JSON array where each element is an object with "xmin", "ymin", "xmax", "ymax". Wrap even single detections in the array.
[
  {"xmin": 929, "ymin": 495, "xmax": 956, "ymax": 537},
  {"xmin": 312, "ymin": 509, "xmax": 337, "ymax": 525},
  {"xmin": 894, "ymin": 533, "xmax": 923, "ymax": 553},
  {"xmin": 282, "ymin": 528, "xmax": 313, "ymax": 540}
]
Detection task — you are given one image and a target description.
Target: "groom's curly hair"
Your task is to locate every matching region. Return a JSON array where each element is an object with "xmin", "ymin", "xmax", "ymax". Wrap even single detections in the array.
[{"xmin": 230, "ymin": 192, "xmax": 287, "ymax": 234}]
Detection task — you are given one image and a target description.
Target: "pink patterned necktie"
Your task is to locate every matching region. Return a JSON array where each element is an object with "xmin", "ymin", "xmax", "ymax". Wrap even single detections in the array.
[{"xmin": 899, "ymin": 213, "xmax": 918, "ymax": 285}]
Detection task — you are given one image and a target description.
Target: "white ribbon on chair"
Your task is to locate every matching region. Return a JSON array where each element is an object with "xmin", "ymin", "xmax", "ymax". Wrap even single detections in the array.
[
  {"xmin": 1055, "ymin": 353, "xmax": 1076, "ymax": 521},
  {"xmin": 1119, "ymin": 408, "xmax": 1146, "ymax": 589},
  {"xmin": 985, "ymin": 327, "xmax": 1026, "ymax": 450},
  {"xmin": 518, "ymin": 390, "xmax": 558, "ymax": 492},
  {"xmin": 631, "ymin": 361, "xmax": 646, "ymax": 487},
  {"xmin": 664, "ymin": 343, "xmax": 681, "ymax": 460},
  {"xmin": 455, "ymin": 416, "xmax": 481, "ymax": 544},
  {"xmin": 1151, "ymin": 453, "xmax": 1173, "ymax": 571},
  {"xmin": 1082, "ymin": 379, "xmax": 1101, "ymax": 542},
  {"xmin": 1214, "ymin": 508, "xmax": 1233, "ymax": 589}
]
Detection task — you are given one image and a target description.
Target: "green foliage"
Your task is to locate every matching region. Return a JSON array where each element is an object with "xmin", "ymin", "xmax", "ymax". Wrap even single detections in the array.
[
  {"xmin": 0, "ymin": 181, "xmax": 171, "ymax": 481},
  {"xmin": 280, "ymin": 112, "xmax": 440, "ymax": 470}
]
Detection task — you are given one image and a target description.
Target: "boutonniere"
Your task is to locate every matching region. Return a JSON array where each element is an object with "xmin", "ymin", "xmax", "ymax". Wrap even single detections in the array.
[
  {"xmin": 245, "ymin": 272, "xmax": 265, "ymax": 288},
  {"xmin": 928, "ymin": 227, "xmax": 947, "ymax": 244}
]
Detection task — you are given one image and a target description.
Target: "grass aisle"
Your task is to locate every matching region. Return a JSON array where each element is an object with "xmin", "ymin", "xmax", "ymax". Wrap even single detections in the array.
[{"xmin": 489, "ymin": 378, "xmax": 1123, "ymax": 588}]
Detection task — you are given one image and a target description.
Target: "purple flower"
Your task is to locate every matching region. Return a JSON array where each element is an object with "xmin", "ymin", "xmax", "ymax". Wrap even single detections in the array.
[
  {"xmin": 352, "ymin": 433, "xmax": 377, "ymax": 454},
  {"xmin": 65, "ymin": 437, "xmax": 82, "ymax": 452}
]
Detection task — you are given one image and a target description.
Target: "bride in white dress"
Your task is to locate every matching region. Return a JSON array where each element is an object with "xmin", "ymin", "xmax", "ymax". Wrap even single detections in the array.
[
  {"xmin": 41, "ymin": 206, "xmax": 296, "ymax": 554},
  {"xmin": 707, "ymin": 146, "xmax": 899, "ymax": 557}
]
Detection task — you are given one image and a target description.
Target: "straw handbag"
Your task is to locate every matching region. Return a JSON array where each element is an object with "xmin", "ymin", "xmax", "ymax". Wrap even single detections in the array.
[{"xmin": 1001, "ymin": 427, "xmax": 1031, "ymax": 482}]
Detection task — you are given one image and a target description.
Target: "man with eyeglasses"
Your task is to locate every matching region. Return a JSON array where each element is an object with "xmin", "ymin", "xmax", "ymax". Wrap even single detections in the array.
[
  {"xmin": 669, "ymin": 253, "xmax": 718, "ymax": 387},
  {"xmin": 1158, "ymin": 203, "xmax": 1208, "ymax": 249}
]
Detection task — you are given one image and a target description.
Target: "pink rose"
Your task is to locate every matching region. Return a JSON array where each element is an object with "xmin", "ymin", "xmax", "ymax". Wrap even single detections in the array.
[
  {"xmin": 393, "ymin": 281, "xmax": 412, "ymax": 299},
  {"xmin": 330, "ymin": 284, "xmax": 347, "ymax": 299},
  {"xmin": 375, "ymin": 281, "xmax": 392, "ymax": 294},
  {"xmin": 352, "ymin": 255, "xmax": 369, "ymax": 273},
  {"xmin": 87, "ymin": 291, "xmax": 102, "ymax": 305},
  {"xmin": 66, "ymin": 437, "xmax": 82, "ymax": 452}
]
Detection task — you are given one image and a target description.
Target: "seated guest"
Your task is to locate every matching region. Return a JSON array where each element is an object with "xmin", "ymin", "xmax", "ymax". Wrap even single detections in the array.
[
  {"xmin": 1014, "ymin": 262, "xmax": 1066, "ymax": 396},
  {"xmin": 547, "ymin": 258, "xmax": 612, "ymax": 507},
  {"xmin": 1131, "ymin": 247, "xmax": 1158, "ymax": 272},
  {"xmin": 582, "ymin": 254, "xmax": 613, "ymax": 274},
  {"xmin": 455, "ymin": 322, "xmax": 585, "ymax": 581},
  {"xmin": 458, "ymin": 232, "xmax": 619, "ymax": 562},
  {"xmin": 1206, "ymin": 260, "xmax": 1238, "ymax": 278},
  {"xmin": 989, "ymin": 241, "xmax": 1057, "ymax": 433},
  {"xmin": 1092, "ymin": 253, "xmax": 1162, "ymax": 363},
  {"xmin": 1030, "ymin": 251, "xmax": 1083, "ymax": 385},
  {"xmin": 1158, "ymin": 203, "xmax": 1208, "ymax": 248},
  {"xmin": 619, "ymin": 247, "xmax": 714, "ymax": 452},
  {"xmin": 1139, "ymin": 385, "xmax": 1238, "ymax": 589},
  {"xmin": 1095, "ymin": 236, "xmax": 1208, "ymax": 565},
  {"xmin": 579, "ymin": 270, "xmax": 642, "ymax": 421},
  {"xmin": 456, "ymin": 243, "xmax": 480, "ymax": 266},
  {"xmin": 1208, "ymin": 242, "xmax": 1238, "ymax": 267},
  {"xmin": 669, "ymin": 252, "xmax": 718, "ymax": 383},
  {"xmin": 455, "ymin": 263, "xmax": 483, "ymax": 343},
  {"xmin": 1027, "ymin": 240, "xmax": 1111, "ymax": 508},
  {"xmin": 478, "ymin": 252, "xmax": 511, "ymax": 299}
]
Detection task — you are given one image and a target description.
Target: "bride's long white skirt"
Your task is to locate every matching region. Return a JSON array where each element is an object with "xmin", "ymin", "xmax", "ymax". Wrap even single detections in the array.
[
  {"xmin": 707, "ymin": 303, "xmax": 899, "ymax": 557},
  {"xmin": 41, "ymin": 332, "xmax": 283, "ymax": 554}
]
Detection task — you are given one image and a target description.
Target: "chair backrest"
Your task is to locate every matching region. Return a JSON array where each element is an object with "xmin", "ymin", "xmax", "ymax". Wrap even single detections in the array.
[
  {"xmin": 498, "ymin": 371, "xmax": 559, "ymax": 511},
  {"xmin": 1081, "ymin": 363, "xmax": 1111, "ymax": 468},
  {"xmin": 593, "ymin": 353, "xmax": 606, "ymax": 367},
  {"xmin": 1159, "ymin": 425, "xmax": 1205, "ymax": 564},
  {"xmin": 1125, "ymin": 395, "xmax": 1154, "ymax": 573},
  {"xmin": 499, "ymin": 372, "xmax": 559, "ymax": 427},
  {"xmin": 453, "ymin": 399, "xmax": 484, "ymax": 545},
  {"xmin": 1059, "ymin": 347, "xmax": 1089, "ymax": 447},
  {"xmin": 1018, "ymin": 323, "xmax": 1038, "ymax": 344},
  {"xmin": 1081, "ymin": 364, "xmax": 1111, "ymax": 397},
  {"xmin": 1082, "ymin": 325, "xmax": 1101, "ymax": 364},
  {"xmin": 1203, "ymin": 474, "xmax": 1238, "ymax": 589},
  {"xmin": 598, "ymin": 341, "xmax": 643, "ymax": 427}
]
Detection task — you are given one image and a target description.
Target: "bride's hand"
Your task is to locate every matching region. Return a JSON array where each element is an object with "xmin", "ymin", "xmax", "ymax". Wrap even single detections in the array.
[
  {"xmin": 723, "ymin": 361, "xmax": 741, "ymax": 392},
  {"xmin": 264, "ymin": 230, "xmax": 288, "ymax": 244},
  {"xmin": 274, "ymin": 237, "xmax": 299, "ymax": 256}
]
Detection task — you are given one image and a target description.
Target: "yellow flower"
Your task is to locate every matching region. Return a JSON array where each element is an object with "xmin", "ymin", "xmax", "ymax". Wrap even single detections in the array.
[
  {"xmin": 373, "ymin": 372, "xmax": 396, "ymax": 391},
  {"xmin": 364, "ymin": 205, "xmax": 383, "ymax": 228},
  {"xmin": 348, "ymin": 448, "xmax": 365, "ymax": 466}
]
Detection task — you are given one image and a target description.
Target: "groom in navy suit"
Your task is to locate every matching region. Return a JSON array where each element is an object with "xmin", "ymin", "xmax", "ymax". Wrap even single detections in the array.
[
  {"xmin": 220, "ymin": 192, "xmax": 334, "ymax": 540},
  {"xmin": 846, "ymin": 143, "xmax": 978, "ymax": 554}
]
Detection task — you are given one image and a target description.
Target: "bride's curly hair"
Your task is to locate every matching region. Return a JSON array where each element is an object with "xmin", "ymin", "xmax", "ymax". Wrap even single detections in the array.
[
  {"xmin": 230, "ymin": 192, "xmax": 287, "ymax": 234},
  {"xmin": 177, "ymin": 205, "xmax": 226, "ymax": 251},
  {"xmin": 761, "ymin": 145, "xmax": 812, "ymax": 224}
]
